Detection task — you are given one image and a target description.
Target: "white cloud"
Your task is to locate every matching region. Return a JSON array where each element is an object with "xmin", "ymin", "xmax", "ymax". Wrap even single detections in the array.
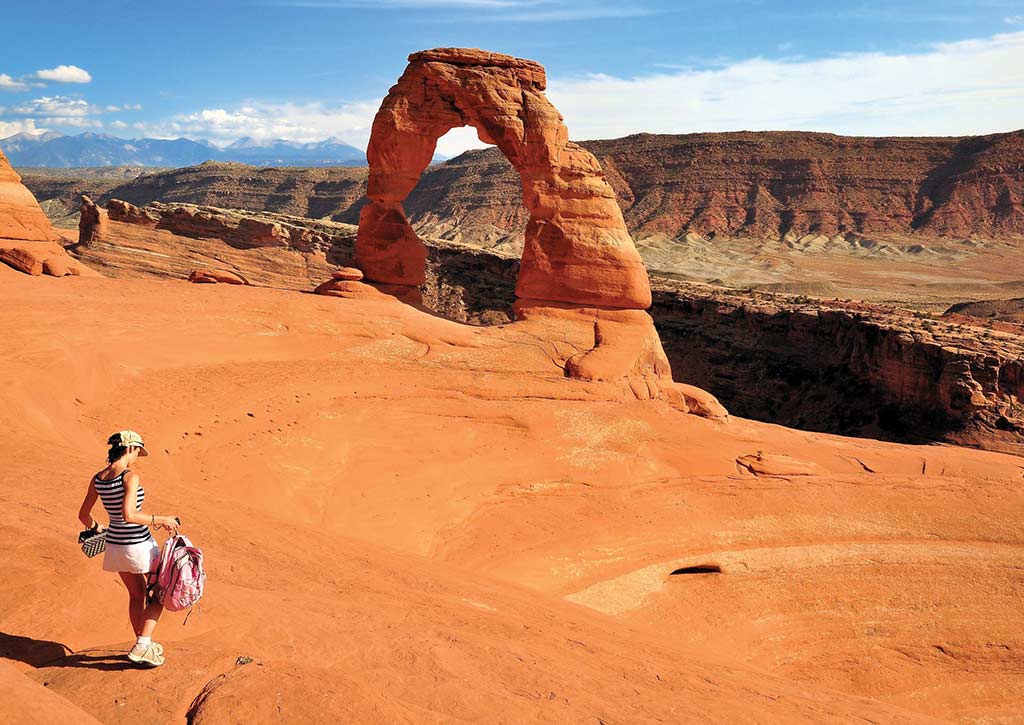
[
  {"xmin": 1006, "ymin": 15, "xmax": 1024, "ymax": 25},
  {"xmin": 0, "ymin": 73, "xmax": 28, "ymax": 91},
  {"xmin": 110, "ymin": 119, "xmax": 128, "ymax": 129},
  {"xmin": 137, "ymin": 99, "xmax": 380, "ymax": 147},
  {"xmin": 12, "ymin": 96, "xmax": 97, "ymax": 118},
  {"xmin": 137, "ymin": 99, "xmax": 486, "ymax": 156},
  {"xmin": 105, "ymin": 103, "xmax": 143, "ymax": 112},
  {"xmin": 545, "ymin": 31, "xmax": 1024, "ymax": 141},
  {"xmin": 7, "ymin": 96, "xmax": 103, "ymax": 128},
  {"xmin": 0, "ymin": 119, "xmax": 47, "ymax": 137},
  {"xmin": 43, "ymin": 116, "xmax": 101, "ymax": 128},
  {"xmin": 34, "ymin": 65, "xmax": 92, "ymax": 84},
  {"xmin": 89, "ymin": 29, "xmax": 1024, "ymax": 156}
]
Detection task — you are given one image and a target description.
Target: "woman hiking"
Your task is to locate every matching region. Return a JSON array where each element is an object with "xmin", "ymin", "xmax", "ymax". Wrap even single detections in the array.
[{"xmin": 77, "ymin": 430, "xmax": 180, "ymax": 667}]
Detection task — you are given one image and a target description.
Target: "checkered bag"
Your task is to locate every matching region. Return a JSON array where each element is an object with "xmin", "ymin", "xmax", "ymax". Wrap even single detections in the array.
[{"xmin": 78, "ymin": 528, "xmax": 107, "ymax": 558}]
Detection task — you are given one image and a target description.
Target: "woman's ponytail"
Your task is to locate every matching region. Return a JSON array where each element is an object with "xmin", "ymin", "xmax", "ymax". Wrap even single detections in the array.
[{"xmin": 107, "ymin": 433, "xmax": 127, "ymax": 464}]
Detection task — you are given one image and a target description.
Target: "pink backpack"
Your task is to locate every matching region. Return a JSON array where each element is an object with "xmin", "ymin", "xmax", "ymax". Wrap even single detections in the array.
[{"xmin": 151, "ymin": 534, "xmax": 205, "ymax": 615}]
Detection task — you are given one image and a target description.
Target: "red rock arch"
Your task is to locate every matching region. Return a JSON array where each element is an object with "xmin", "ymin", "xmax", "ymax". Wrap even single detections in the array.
[{"xmin": 355, "ymin": 48, "xmax": 652, "ymax": 310}]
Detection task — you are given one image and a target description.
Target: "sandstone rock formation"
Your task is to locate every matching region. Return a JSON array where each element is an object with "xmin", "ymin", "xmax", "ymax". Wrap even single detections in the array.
[
  {"xmin": 107, "ymin": 199, "xmax": 343, "ymax": 252},
  {"xmin": 188, "ymin": 269, "xmax": 248, "ymax": 285},
  {"xmin": 356, "ymin": 48, "xmax": 651, "ymax": 311},
  {"xmin": 23, "ymin": 161, "xmax": 368, "ymax": 227},
  {"xmin": 79, "ymin": 200, "xmax": 518, "ymax": 324},
  {"xmin": 77, "ymin": 196, "xmax": 108, "ymax": 244},
  {"xmin": 61, "ymin": 214, "xmax": 340, "ymax": 290},
  {"xmin": 0, "ymin": 148, "xmax": 52, "ymax": 243},
  {"xmin": 340, "ymin": 48, "xmax": 720, "ymax": 413},
  {"xmin": 106, "ymin": 198, "xmax": 158, "ymax": 228},
  {"xmin": 0, "ymin": 149, "xmax": 94, "ymax": 277},
  {"xmin": 0, "ymin": 247, "xmax": 44, "ymax": 275},
  {"xmin": 332, "ymin": 266, "xmax": 363, "ymax": 281},
  {"xmin": 0, "ymin": 241, "xmax": 93, "ymax": 278}
]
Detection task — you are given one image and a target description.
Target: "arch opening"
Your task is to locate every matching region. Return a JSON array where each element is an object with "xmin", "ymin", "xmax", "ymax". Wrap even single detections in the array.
[{"xmin": 402, "ymin": 125, "xmax": 525, "ymax": 254}]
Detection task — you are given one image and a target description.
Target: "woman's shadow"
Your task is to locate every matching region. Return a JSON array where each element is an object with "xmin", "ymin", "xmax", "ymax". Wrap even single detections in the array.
[{"xmin": 0, "ymin": 631, "xmax": 138, "ymax": 671}]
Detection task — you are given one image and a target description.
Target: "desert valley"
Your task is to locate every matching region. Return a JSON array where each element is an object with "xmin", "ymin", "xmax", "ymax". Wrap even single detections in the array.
[{"xmin": 2, "ymin": 39, "xmax": 1024, "ymax": 725}]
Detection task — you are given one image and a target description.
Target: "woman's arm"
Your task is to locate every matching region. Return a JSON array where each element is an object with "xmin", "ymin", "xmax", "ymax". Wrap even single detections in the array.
[
  {"xmin": 77, "ymin": 479, "xmax": 100, "ymax": 529},
  {"xmin": 123, "ymin": 472, "xmax": 179, "ymax": 533}
]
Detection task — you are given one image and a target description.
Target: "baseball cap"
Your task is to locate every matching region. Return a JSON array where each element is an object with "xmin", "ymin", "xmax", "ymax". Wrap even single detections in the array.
[{"xmin": 112, "ymin": 430, "xmax": 149, "ymax": 456}]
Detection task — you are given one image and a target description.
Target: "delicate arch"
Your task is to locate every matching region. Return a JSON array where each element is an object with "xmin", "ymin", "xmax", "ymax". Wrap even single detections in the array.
[{"xmin": 355, "ymin": 48, "xmax": 652, "ymax": 310}]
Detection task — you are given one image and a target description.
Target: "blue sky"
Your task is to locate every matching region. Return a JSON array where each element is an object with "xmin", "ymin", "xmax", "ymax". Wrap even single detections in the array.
[{"xmin": 2, "ymin": 0, "xmax": 1023, "ymax": 155}]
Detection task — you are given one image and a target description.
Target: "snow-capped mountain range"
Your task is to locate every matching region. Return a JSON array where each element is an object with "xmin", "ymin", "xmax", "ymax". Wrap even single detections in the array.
[{"xmin": 0, "ymin": 131, "xmax": 379, "ymax": 167}]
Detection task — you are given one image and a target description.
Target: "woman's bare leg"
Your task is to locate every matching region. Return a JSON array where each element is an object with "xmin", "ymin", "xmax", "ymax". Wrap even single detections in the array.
[
  {"xmin": 139, "ymin": 566, "xmax": 164, "ymax": 638},
  {"xmin": 140, "ymin": 598, "xmax": 164, "ymax": 638},
  {"xmin": 118, "ymin": 572, "xmax": 146, "ymax": 636}
]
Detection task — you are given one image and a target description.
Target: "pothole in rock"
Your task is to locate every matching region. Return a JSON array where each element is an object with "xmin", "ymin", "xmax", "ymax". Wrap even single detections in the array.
[{"xmin": 669, "ymin": 564, "xmax": 722, "ymax": 575}]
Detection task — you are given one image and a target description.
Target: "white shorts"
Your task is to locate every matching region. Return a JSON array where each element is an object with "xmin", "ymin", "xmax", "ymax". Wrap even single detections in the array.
[{"xmin": 103, "ymin": 538, "xmax": 160, "ymax": 574}]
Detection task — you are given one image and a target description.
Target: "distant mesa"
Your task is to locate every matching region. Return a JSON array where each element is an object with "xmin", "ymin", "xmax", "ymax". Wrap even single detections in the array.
[{"xmin": 21, "ymin": 128, "xmax": 1022, "ymax": 249}]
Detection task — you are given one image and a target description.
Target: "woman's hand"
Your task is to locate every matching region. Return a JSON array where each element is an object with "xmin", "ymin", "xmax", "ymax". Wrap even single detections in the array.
[{"xmin": 158, "ymin": 515, "xmax": 181, "ymax": 535}]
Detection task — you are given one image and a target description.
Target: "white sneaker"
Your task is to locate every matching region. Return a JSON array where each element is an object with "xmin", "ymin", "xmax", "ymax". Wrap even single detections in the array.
[{"xmin": 128, "ymin": 642, "xmax": 165, "ymax": 667}]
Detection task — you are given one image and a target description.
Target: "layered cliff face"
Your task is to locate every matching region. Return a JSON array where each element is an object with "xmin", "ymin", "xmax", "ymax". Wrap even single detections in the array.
[
  {"xmin": 45, "ymin": 161, "xmax": 370, "ymax": 221},
  {"xmin": 105, "ymin": 199, "xmax": 352, "ymax": 253},
  {"xmin": 407, "ymin": 130, "xmax": 1024, "ymax": 248},
  {"xmin": 649, "ymin": 286, "xmax": 1024, "ymax": 454},
  {"xmin": 73, "ymin": 200, "xmax": 519, "ymax": 325}
]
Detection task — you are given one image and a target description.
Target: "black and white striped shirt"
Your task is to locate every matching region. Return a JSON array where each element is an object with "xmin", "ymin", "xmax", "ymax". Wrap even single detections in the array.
[{"xmin": 94, "ymin": 470, "xmax": 153, "ymax": 546}]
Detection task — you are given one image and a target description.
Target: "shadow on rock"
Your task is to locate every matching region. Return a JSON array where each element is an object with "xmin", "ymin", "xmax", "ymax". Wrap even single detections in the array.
[
  {"xmin": 0, "ymin": 631, "xmax": 72, "ymax": 667},
  {"xmin": 1, "ymin": 632, "xmax": 142, "ymax": 671},
  {"xmin": 43, "ymin": 650, "xmax": 139, "ymax": 671}
]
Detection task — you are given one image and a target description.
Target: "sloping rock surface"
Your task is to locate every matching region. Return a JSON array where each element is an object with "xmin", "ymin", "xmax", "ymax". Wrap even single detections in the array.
[
  {"xmin": 0, "ymin": 148, "xmax": 53, "ymax": 242},
  {"xmin": 2, "ymin": 269, "xmax": 1022, "ymax": 722}
]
